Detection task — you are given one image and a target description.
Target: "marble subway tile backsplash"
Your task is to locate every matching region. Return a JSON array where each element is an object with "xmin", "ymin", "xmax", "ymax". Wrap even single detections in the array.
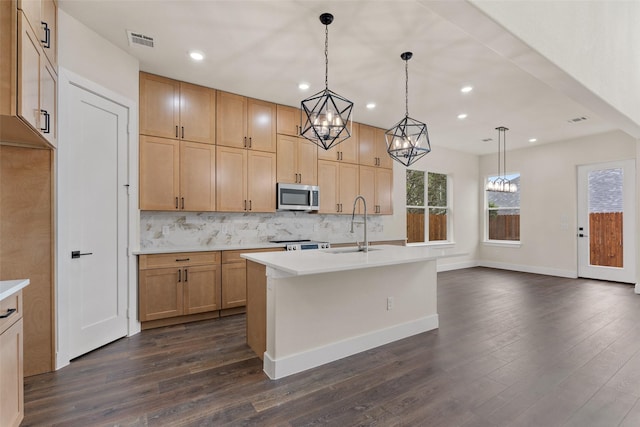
[{"xmin": 140, "ymin": 211, "xmax": 385, "ymax": 249}]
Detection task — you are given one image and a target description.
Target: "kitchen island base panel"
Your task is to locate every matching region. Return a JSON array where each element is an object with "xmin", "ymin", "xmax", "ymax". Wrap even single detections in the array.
[
  {"xmin": 262, "ymin": 259, "xmax": 438, "ymax": 379},
  {"xmin": 264, "ymin": 314, "xmax": 438, "ymax": 379}
]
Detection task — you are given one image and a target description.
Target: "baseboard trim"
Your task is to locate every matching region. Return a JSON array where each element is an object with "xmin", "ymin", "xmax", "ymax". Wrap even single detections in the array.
[
  {"xmin": 263, "ymin": 314, "xmax": 439, "ymax": 380},
  {"xmin": 437, "ymin": 260, "xmax": 479, "ymax": 272},
  {"xmin": 478, "ymin": 261, "xmax": 577, "ymax": 279}
]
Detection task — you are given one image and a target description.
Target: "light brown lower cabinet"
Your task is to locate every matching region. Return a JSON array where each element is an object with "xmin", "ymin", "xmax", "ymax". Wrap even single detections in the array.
[{"xmin": 0, "ymin": 291, "xmax": 24, "ymax": 427}]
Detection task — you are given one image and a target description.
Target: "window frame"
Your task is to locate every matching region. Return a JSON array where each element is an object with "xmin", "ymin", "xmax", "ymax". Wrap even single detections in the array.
[
  {"xmin": 484, "ymin": 172, "xmax": 521, "ymax": 245},
  {"xmin": 406, "ymin": 169, "xmax": 453, "ymax": 246}
]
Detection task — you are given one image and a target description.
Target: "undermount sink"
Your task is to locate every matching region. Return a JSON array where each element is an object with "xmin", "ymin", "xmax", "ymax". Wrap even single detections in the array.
[{"xmin": 322, "ymin": 247, "xmax": 380, "ymax": 254}]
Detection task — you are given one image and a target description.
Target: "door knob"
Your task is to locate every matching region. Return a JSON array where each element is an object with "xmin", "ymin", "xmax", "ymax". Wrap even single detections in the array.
[{"xmin": 71, "ymin": 250, "xmax": 93, "ymax": 259}]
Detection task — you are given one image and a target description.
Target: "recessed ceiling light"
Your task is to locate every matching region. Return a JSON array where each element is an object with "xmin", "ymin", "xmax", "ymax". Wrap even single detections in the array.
[
  {"xmin": 460, "ymin": 85, "xmax": 473, "ymax": 93},
  {"xmin": 457, "ymin": 113, "xmax": 468, "ymax": 120},
  {"xmin": 366, "ymin": 102, "xmax": 376, "ymax": 109},
  {"xmin": 529, "ymin": 138, "xmax": 537, "ymax": 143},
  {"xmin": 298, "ymin": 82, "xmax": 310, "ymax": 90},
  {"xmin": 189, "ymin": 51, "xmax": 204, "ymax": 61}
]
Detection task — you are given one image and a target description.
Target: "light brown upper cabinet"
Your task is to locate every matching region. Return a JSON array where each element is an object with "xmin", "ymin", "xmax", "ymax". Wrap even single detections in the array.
[
  {"xmin": 216, "ymin": 91, "xmax": 276, "ymax": 152},
  {"xmin": 318, "ymin": 160, "xmax": 359, "ymax": 214},
  {"xmin": 359, "ymin": 166, "xmax": 393, "ymax": 215},
  {"xmin": 359, "ymin": 124, "xmax": 393, "ymax": 169},
  {"xmin": 317, "ymin": 122, "xmax": 359, "ymax": 164},
  {"xmin": 216, "ymin": 146, "xmax": 276, "ymax": 213},
  {"xmin": 140, "ymin": 72, "xmax": 216, "ymax": 144},
  {"xmin": 276, "ymin": 134, "xmax": 317, "ymax": 185},
  {"xmin": 0, "ymin": 2, "xmax": 57, "ymax": 148},
  {"xmin": 139, "ymin": 136, "xmax": 216, "ymax": 211},
  {"xmin": 276, "ymin": 104, "xmax": 301, "ymax": 137}
]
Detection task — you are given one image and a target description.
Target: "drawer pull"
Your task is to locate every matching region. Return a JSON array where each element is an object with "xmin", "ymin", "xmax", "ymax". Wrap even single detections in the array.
[
  {"xmin": 0, "ymin": 308, "xmax": 16, "ymax": 319},
  {"xmin": 175, "ymin": 258, "xmax": 190, "ymax": 262}
]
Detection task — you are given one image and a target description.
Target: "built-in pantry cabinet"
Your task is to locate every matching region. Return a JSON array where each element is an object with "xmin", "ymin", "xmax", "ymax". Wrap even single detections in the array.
[{"xmin": 0, "ymin": 0, "xmax": 57, "ymax": 148}]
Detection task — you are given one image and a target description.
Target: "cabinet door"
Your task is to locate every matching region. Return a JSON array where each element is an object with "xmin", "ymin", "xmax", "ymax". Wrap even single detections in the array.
[
  {"xmin": 18, "ymin": 12, "xmax": 41, "ymax": 132},
  {"xmin": 276, "ymin": 134, "xmax": 298, "ymax": 184},
  {"xmin": 276, "ymin": 104, "xmax": 300, "ymax": 137},
  {"xmin": 339, "ymin": 163, "xmax": 360, "ymax": 215},
  {"xmin": 298, "ymin": 138, "xmax": 318, "ymax": 185},
  {"xmin": 359, "ymin": 166, "xmax": 376, "ymax": 215},
  {"xmin": 318, "ymin": 160, "xmax": 339, "ymax": 213},
  {"xmin": 180, "ymin": 141, "xmax": 215, "ymax": 211},
  {"xmin": 140, "ymin": 73, "xmax": 179, "ymax": 139},
  {"xmin": 216, "ymin": 146, "xmax": 247, "ymax": 212},
  {"xmin": 0, "ymin": 319, "xmax": 23, "ymax": 427},
  {"xmin": 376, "ymin": 167, "xmax": 393, "ymax": 214},
  {"xmin": 216, "ymin": 91, "xmax": 246, "ymax": 148},
  {"xmin": 17, "ymin": 0, "xmax": 40, "ymax": 36},
  {"xmin": 375, "ymin": 127, "xmax": 394, "ymax": 169},
  {"xmin": 247, "ymin": 150, "xmax": 276, "ymax": 212},
  {"xmin": 358, "ymin": 123, "xmax": 376, "ymax": 167},
  {"xmin": 247, "ymin": 98, "xmax": 276, "ymax": 152},
  {"xmin": 41, "ymin": 0, "xmax": 56, "ymax": 68},
  {"xmin": 340, "ymin": 122, "xmax": 359, "ymax": 163},
  {"xmin": 139, "ymin": 268, "xmax": 183, "ymax": 321},
  {"xmin": 40, "ymin": 60, "xmax": 56, "ymax": 147},
  {"xmin": 179, "ymin": 82, "xmax": 215, "ymax": 144},
  {"xmin": 222, "ymin": 262, "xmax": 247, "ymax": 309},
  {"xmin": 139, "ymin": 136, "xmax": 180, "ymax": 210},
  {"xmin": 184, "ymin": 264, "xmax": 221, "ymax": 314}
]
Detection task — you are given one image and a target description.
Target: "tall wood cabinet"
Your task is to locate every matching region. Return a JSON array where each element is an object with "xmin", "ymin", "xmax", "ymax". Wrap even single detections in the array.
[
  {"xmin": 276, "ymin": 104, "xmax": 301, "ymax": 137},
  {"xmin": 0, "ymin": 290, "xmax": 24, "ymax": 427},
  {"xmin": 359, "ymin": 165, "xmax": 393, "ymax": 215},
  {"xmin": 318, "ymin": 160, "xmax": 359, "ymax": 214},
  {"xmin": 216, "ymin": 146, "xmax": 276, "ymax": 212},
  {"xmin": 276, "ymin": 134, "xmax": 317, "ymax": 185},
  {"xmin": 217, "ymin": 91, "xmax": 276, "ymax": 152},
  {"xmin": 317, "ymin": 122, "xmax": 359, "ymax": 163},
  {"xmin": 0, "ymin": 0, "xmax": 57, "ymax": 148},
  {"xmin": 359, "ymin": 124, "xmax": 393, "ymax": 169},
  {"xmin": 139, "ymin": 136, "xmax": 216, "ymax": 211},
  {"xmin": 140, "ymin": 72, "xmax": 216, "ymax": 144}
]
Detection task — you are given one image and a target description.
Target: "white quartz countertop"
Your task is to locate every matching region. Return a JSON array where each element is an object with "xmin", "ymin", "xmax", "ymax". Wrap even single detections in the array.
[
  {"xmin": 0, "ymin": 279, "xmax": 29, "ymax": 302},
  {"xmin": 241, "ymin": 245, "xmax": 464, "ymax": 276}
]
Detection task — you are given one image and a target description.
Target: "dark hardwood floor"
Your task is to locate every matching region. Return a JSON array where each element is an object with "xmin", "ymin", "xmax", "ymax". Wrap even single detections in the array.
[{"xmin": 23, "ymin": 267, "xmax": 640, "ymax": 426}]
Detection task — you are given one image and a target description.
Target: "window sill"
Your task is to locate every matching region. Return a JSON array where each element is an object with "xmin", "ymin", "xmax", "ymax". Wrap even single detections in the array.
[
  {"xmin": 482, "ymin": 240, "xmax": 521, "ymax": 248},
  {"xmin": 407, "ymin": 241, "xmax": 456, "ymax": 249}
]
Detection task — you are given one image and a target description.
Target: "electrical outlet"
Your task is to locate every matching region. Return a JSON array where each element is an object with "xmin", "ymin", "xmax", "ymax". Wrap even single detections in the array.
[
  {"xmin": 162, "ymin": 226, "xmax": 170, "ymax": 235},
  {"xmin": 387, "ymin": 297, "xmax": 394, "ymax": 311}
]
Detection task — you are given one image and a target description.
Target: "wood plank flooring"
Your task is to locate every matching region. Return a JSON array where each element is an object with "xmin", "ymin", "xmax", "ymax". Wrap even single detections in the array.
[{"xmin": 23, "ymin": 267, "xmax": 640, "ymax": 426}]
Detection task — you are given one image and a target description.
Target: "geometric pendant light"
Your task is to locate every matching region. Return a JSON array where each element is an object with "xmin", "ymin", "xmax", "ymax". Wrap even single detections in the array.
[
  {"xmin": 485, "ymin": 126, "xmax": 517, "ymax": 192},
  {"xmin": 300, "ymin": 13, "xmax": 354, "ymax": 151},
  {"xmin": 385, "ymin": 51, "xmax": 431, "ymax": 167}
]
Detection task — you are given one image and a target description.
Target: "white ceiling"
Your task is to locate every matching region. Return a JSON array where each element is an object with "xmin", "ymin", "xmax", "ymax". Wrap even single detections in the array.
[{"xmin": 58, "ymin": 0, "xmax": 618, "ymax": 155}]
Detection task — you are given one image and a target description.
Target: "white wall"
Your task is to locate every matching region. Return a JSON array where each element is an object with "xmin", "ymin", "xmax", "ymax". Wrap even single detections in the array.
[
  {"xmin": 392, "ymin": 145, "xmax": 480, "ymax": 270},
  {"xmin": 479, "ymin": 130, "xmax": 637, "ymax": 277}
]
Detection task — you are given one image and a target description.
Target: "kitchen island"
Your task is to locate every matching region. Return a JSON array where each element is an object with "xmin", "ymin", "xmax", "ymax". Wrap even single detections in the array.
[{"xmin": 242, "ymin": 245, "xmax": 458, "ymax": 379}]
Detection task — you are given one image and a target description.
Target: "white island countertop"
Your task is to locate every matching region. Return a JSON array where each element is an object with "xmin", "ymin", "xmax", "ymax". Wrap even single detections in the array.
[
  {"xmin": 242, "ymin": 245, "xmax": 463, "ymax": 276},
  {"xmin": 0, "ymin": 279, "xmax": 30, "ymax": 302}
]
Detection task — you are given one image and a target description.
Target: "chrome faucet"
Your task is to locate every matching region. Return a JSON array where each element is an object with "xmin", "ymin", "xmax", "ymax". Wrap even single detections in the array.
[{"xmin": 350, "ymin": 195, "xmax": 368, "ymax": 252}]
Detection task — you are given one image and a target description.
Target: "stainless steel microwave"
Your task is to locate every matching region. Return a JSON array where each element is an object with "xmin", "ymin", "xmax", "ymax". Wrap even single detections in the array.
[{"xmin": 277, "ymin": 183, "xmax": 320, "ymax": 211}]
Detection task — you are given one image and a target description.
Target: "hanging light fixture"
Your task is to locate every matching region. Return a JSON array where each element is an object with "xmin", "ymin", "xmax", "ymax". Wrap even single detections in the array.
[
  {"xmin": 300, "ymin": 13, "xmax": 353, "ymax": 151},
  {"xmin": 385, "ymin": 52, "xmax": 431, "ymax": 167},
  {"xmin": 486, "ymin": 126, "xmax": 517, "ymax": 193}
]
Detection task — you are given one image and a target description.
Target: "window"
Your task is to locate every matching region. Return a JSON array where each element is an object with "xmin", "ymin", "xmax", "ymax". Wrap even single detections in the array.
[
  {"xmin": 406, "ymin": 170, "xmax": 450, "ymax": 243},
  {"xmin": 486, "ymin": 173, "xmax": 520, "ymax": 241}
]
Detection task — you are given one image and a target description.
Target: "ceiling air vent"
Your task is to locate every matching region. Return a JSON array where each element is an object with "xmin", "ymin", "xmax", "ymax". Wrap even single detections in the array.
[
  {"xmin": 567, "ymin": 116, "xmax": 588, "ymax": 124},
  {"xmin": 126, "ymin": 30, "xmax": 154, "ymax": 48}
]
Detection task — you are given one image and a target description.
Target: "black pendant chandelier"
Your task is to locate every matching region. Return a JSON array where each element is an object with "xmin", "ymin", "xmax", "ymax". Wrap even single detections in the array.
[
  {"xmin": 385, "ymin": 52, "xmax": 431, "ymax": 167},
  {"xmin": 300, "ymin": 13, "xmax": 353, "ymax": 151},
  {"xmin": 486, "ymin": 126, "xmax": 517, "ymax": 192}
]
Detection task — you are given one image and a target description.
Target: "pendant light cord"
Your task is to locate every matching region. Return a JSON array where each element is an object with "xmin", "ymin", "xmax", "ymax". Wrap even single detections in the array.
[
  {"xmin": 324, "ymin": 24, "xmax": 329, "ymax": 90},
  {"xmin": 405, "ymin": 58, "xmax": 409, "ymax": 118}
]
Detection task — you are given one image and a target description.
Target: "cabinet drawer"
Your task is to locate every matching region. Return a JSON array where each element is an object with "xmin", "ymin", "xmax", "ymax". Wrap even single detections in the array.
[
  {"xmin": 139, "ymin": 252, "xmax": 220, "ymax": 269},
  {"xmin": 222, "ymin": 247, "xmax": 284, "ymax": 264},
  {"xmin": 0, "ymin": 291, "xmax": 22, "ymax": 335}
]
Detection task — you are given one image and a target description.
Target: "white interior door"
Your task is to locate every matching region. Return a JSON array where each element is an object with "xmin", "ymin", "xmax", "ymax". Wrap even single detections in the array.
[
  {"xmin": 577, "ymin": 159, "xmax": 636, "ymax": 283},
  {"xmin": 65, "ymin": 83, "xmax": 129, "ymax": 359}
]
